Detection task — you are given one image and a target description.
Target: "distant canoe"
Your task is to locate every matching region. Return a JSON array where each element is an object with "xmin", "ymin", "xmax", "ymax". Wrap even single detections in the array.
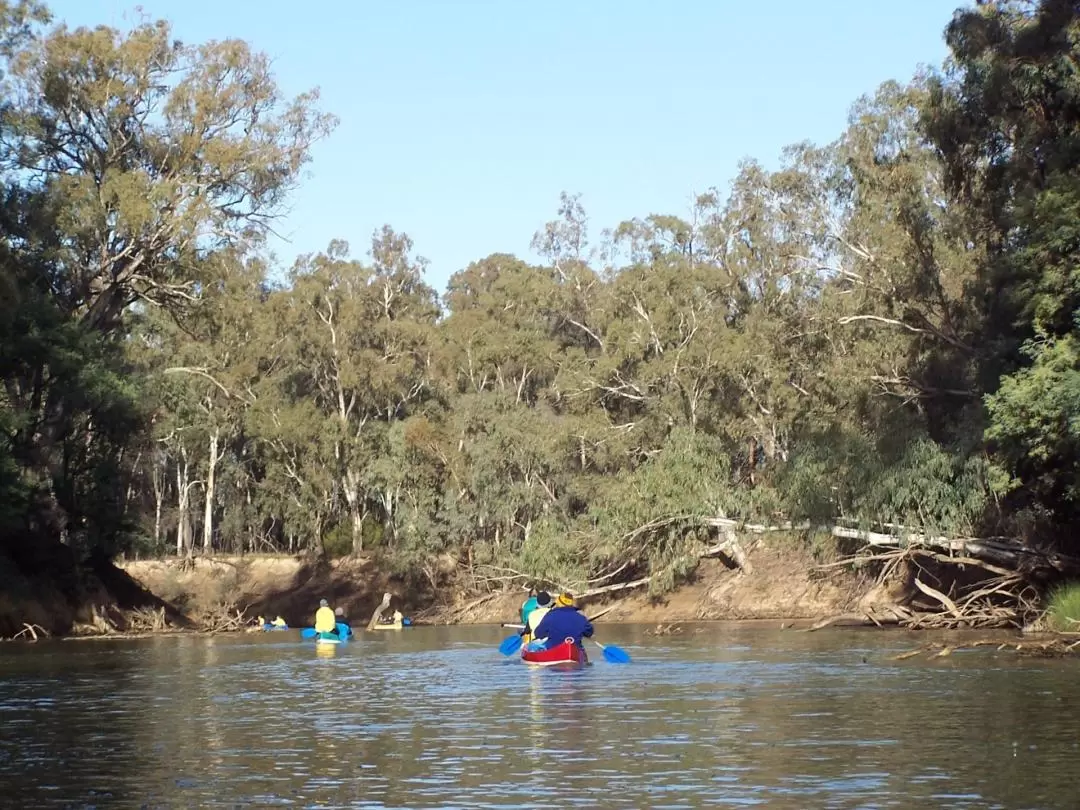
[{"xmin": 370, "ymin": 616, "xmax": 412, "ymax": 631}]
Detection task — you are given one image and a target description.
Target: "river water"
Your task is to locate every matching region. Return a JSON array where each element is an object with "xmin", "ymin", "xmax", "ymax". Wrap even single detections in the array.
[{"xmin": 1, "ymin": 623, "xmax": 1077, "ymax": 809}]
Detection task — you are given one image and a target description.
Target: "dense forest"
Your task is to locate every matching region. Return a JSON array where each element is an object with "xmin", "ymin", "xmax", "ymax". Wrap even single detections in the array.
[{"xmin": 2, "ymin": 0, "xmax": 1079, "ymax": 611}]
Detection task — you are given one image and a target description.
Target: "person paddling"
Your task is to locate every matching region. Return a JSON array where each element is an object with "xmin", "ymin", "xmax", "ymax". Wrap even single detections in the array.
[
  {"xmin": 332, "ymin": 606, "xmax": 350, "ymax": 638},
  {"xmin": 531, "ymin": 593, "xmax": 593, "ymax": 649},
  {"xmin": 520, "ymin": 591, "xmax": 551, "ymax": 643},
  {"xmin": 520, "ymin": 588, "xmax": 538, "ymax": 626},
  {"xmin": 314, "ymin": 598, "xmax": 336, "ymax": 638}
]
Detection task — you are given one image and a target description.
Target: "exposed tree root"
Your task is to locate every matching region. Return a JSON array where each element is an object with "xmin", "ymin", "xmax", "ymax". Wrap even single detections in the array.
[{"xmin": 812, "ymin": 545, "xmax": 1044, "ymax": 631}]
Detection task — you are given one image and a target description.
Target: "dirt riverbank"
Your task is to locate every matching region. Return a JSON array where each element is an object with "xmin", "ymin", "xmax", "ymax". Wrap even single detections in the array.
[{"xmin": 112, "ymin": 537, "xmax": 891, "ymax": 631}]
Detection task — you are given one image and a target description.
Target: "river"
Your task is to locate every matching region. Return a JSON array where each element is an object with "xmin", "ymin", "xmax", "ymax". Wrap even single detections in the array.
[{"xmin": 0, "ymin": 623, "xmax": 1077, "ymax": 809}]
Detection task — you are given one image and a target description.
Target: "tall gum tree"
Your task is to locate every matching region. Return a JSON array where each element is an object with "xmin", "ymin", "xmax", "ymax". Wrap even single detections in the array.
[{"xmin": 0, "ymin": 11, "xmax": 335, "ymax": 543}]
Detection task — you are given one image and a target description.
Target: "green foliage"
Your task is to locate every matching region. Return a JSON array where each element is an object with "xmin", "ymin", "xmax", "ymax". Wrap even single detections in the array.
[
  {"xmin": 987, "ymin": 333, "xmax": 1080, "ymax": 500},
  {"xmin": 1046, "ymin": 582, "xmax": 1080, "ymax": 632},
  {"xmin": 5, "ymin": 0, "xmax": 1080, "ymax": 607}
]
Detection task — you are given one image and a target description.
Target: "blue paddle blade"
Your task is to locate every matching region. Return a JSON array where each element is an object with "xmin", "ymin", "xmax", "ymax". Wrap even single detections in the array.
[
  {"xmin": 601, "ymin": 643, "xmax": 631, "ymax": 664},
  {"xmin": 336, "ymin": 623, "xmax": 351, "ymax": 639},
  {"xmin": 499, "ymin": 634, "xmax": 523, "ymax": 656},
  {"xmin": 300, "ymin": 628, "xmax": 317, "ymax": 639}
]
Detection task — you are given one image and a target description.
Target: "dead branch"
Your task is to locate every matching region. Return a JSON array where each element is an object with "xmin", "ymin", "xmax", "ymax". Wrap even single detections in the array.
[
  {"xmin": 575, "ymin": 576, "xmax": 651, "ymax": 598},
  {"xmin": 195, "ymin": 601, "xmax": 248, "ymax": 633},
  {"xmin": 806, "ymin": 611, "xmax": 901, "ymax": 631},
  {"xmin": 12, "ymin": 623, "xmax": 49, "ymax": 641},
  {"xmin": 700, "ymin": 535, "xmax": 754, "ymax": 573},
  {"xmin": 443, "ymin": 591, "xmax": 499, "ymax": 624},
  {"xmin": 367, "ymin": 592, "xmax": 394, "ymax": 630},
  {"xmin": 913, "ymin": 578, "xmax": 962, "ymax": 620}
]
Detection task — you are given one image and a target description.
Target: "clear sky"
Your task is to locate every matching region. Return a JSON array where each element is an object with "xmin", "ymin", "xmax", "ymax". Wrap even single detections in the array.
[{"xmin": 49, "ymin": 0, "xmax": 963, "ymax": 293}]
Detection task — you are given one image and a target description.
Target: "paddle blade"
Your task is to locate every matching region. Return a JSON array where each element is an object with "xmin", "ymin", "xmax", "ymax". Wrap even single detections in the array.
[
  {"xmin": 300, "ymin": 628, "xmax": 317, "ymax": 639},
  {"xmin": 499, "ymin": 634, "xmax": 523, "ymax": 656},
  {"xmin": 336, "ymin": 623, "xmax": 351, "ymax": 639},
  {"xmin": 600, "ymin": 643, "xmax": 631, "ymax": 664}
]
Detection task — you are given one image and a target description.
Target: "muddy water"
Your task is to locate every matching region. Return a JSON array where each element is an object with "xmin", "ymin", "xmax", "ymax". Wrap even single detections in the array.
[{"xmin": 0, "ymin": 624, "xmax": 1077, "ymax": 809}]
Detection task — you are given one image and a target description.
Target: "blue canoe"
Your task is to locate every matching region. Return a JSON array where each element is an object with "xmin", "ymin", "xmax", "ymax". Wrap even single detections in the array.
[{"xmin": 307, "ymin": 623, "xmax": 352, "ymax": 644}]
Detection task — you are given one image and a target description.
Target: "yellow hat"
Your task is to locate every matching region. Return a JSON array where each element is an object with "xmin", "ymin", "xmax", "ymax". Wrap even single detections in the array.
[{"xmin": 555, "ymin": 593, "xmax": 575, "ymax": 607}]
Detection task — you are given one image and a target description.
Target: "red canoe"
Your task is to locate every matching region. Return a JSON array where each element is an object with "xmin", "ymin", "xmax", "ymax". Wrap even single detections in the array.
[{"xmin": 520, "ymin": 638, "xmax": 589, "ymax": 669}]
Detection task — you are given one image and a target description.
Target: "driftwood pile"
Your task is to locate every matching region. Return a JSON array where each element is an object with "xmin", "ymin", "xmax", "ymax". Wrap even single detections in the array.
[{"xmin": 194, "ymin": 600, "xmax": 249, "ymax": 633}]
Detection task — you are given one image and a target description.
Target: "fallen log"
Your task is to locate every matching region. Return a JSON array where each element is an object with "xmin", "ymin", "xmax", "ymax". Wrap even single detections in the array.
[
  {"xmin": 367, "ymin": 592, "xmax": 393, "ymax": 630},
  {"xmin": 700, "ymin": 516, "xmax": 1080, "ymax": 578},
  {"xmin": 806, "ymin": 611, "xmax": 902, "ymax": 631}
]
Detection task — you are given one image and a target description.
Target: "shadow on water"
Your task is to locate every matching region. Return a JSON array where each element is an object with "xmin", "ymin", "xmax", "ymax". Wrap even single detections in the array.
[{"xmin": 1, "ymin": 623, "xmax": 1079, "ymax": 808}]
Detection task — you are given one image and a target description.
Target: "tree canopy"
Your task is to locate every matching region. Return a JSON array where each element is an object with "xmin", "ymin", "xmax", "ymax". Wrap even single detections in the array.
[{"xmin": 3, "ymin": 0, "xmax": 1079, "ymax": 598}]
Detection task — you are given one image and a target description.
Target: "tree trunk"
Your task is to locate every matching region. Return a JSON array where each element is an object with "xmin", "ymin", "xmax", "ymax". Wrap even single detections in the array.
[
  {"xmin": 152, "ymin": 452, "xmax": 164, "ymax": 551},
  {"xmin": 202, "ymin": 429, "xmax": 220, "ymax": 554},
  {"xmin": 350, "ymin": 506, "xmax": 364, "ymax": 554},
  {"xmin": 366, "ymin": 592, "xmax": 393, "ymax": 631},
  {"xmin": 343, "ymin": 468, "xmax": 363, "ymax": 554},
  {"xmin": 176, "ymin": 448, "xmax": 191, "ymax": 557}
]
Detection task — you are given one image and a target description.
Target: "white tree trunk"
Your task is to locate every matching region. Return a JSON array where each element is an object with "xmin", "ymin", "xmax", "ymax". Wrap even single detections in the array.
[
  {"xmin": 152, "ymin": 450, "xmax": 165, "ymax": 550},
  {"xmin": 343, "ymin": 467, "xmax": 363, "ymax": 554},
  {"xmin": 202, "ymin": 429, "xmax": 220, "ymax": 553},
  {"xmin": 176, "ymin": 448, "xmax": 191, "ymax": 556}
]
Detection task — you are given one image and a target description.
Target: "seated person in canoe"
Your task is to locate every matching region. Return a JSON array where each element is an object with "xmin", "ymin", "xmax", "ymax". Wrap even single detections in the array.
[
  {"xmin": 520, "ymin": 591, "xmax": 551, "ymax": 643},
  {"xmin": 332, "ymin": 606, "xmax": 351, "ymax": 638},
  {"xmin": 531, "ymin": 593, "xmax": 593, "ymax": 649},
  {"xmin": 520, "ymin": 588, "xmax": 538, "ymax": 626},
  {"xmin": 314, "ymin": 599, "xmax": 337, "ymax": 638}
]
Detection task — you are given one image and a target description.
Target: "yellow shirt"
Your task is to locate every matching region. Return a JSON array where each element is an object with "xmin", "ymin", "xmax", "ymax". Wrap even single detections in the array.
[
  {"xmin": 314, "ymin": 606, "xmax": 336, "ymax": 633},
  {"xmin": 271, "ymin": 616, "xmax": 287, "ymax": 627},
  {"xmin": 525, "ymin": 606, "xmax": 550, "ymax": 635}
]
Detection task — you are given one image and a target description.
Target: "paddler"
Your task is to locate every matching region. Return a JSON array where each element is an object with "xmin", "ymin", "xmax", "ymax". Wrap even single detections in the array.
[
  {"xmin": 314, "ymin": 598, "xmax": 336, "ymax": 637},
  {"xmin": 531, "ymin": 593, "xmax": 593, "ymax": 649},
  {"xmin": 520, "ymin": 588, "xmax": 538, "ymax": 625},
  {"xmin": 520, "ymin": 591, "xmax": 551, "ymax": 644},
  {"xmin": 271, "ymin": 615, "xmax": 287, "ymax": 628},
  {"xmin": 332, "ymin": 606, "xmax": 350, "ymax": 638}
]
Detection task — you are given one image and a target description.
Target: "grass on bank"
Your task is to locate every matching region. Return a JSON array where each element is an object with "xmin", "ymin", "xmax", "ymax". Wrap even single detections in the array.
[{"xmin": 1045, "ymin": 582, "xmax": 1080, "ymax": 632}]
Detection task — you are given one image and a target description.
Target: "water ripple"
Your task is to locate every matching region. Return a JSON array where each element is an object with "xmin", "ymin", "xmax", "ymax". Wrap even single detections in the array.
[{"xmin": 0, "ymin": 626, "xmax": 1078, "ymax": 808}]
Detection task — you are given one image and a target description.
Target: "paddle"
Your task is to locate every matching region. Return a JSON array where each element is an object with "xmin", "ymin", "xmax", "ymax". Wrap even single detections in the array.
[
  {"xmin": 498, "ymin": 634, "xmax": 523, "ymax": 656},
  {"xmin": 501, "ymin": 623, "xmax": 525, "ymax": 629},
  {"xmin": 590, "ymin": 638, "xmax": 631, "ymax": 664}
]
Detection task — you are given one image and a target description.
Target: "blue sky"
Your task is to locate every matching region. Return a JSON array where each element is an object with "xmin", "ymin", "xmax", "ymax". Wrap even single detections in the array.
[{"xmin": 50, "ymin": 0, "xmax": 962, "ymax": 293}]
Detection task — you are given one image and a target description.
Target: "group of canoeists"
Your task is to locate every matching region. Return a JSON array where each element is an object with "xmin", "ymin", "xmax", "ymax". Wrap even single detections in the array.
[
  {"xmin": 294, "ymin": 588, "xmax": 628, "ymax": 665},
  {"xmin": 506, "ymin": 587, "xmax": 630, "ymax": 666},
  {"xmin": 519, "ymin": 589, "xmax": 593, "ymax": 648}
]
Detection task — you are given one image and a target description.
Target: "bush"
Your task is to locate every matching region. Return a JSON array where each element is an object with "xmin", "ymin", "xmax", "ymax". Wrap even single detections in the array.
[{"xmin": 1046, "ymin": 582, "xmax": 1080, "ymax": 632}]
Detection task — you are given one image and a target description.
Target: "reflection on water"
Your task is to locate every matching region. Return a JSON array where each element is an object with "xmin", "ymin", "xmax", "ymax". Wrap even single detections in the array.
[{"xmin": 1, "ymin": 624, "xmax": 1078, "ymax": 808}]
